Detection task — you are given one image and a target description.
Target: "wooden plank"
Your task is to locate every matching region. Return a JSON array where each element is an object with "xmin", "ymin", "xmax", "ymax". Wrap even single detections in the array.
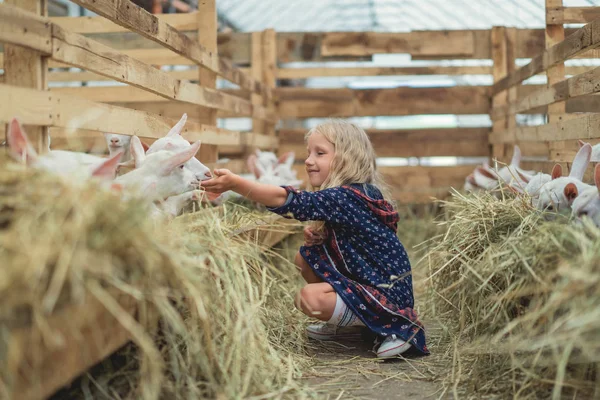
[
  {"xmin": 251, "ymin": 32, "xmax": 264, "ymax": 135},
  {"xmin": 489, "ymin": 113, "xmax": 600, "ymax": 144},
  {"xmin": 0, "ymin": 3, "xmax": 52, "ymax": 55},
  {"xmin": 38, "ymin": 65, "xmax": 596, "ymax": 83},
  {"xmin": 492, "ymin": 18, "xmax": 600, "ymax": 95},
  {"xmin": 277, "ymin": 65, "xmax": 494, "ymax": 79},
  {"xmin": 0, "ymin": 83, "xmax": 243, "ymax": 145},
  {"xmin": 546, "ymin": 0, "xmax": 566, "ymax": 123},
  {"xmin": 3, "ymin": 289, "xmax": 145, "ymax": 400},
  {"xmin": 50, "ymin": 12, "xmax": 198, "ymax": 34},
  {"xmin": 69, "ymin": 0, "xmax": 267, "ymax": 97},
  {"xmin": 50, "ymin": 24, "xmax": 263, "ymax": 119},
  {"xmin": 262, "ymin": 29, "xmax": 277, "ymax": 136},
  {"xmin": 493, "ymin": 66, "xmax": 600, "ymax": 119},
  {"xmin": 278, "ymin": 128, "xmax": 490, "ymax": 158},
  {"xmin": 547, "ymin": 7, "xmax": 600, "ymax": 24},
  {"xmin": 491, "ymin": 27, "xmax": 509, "ymax": 160},
  {"xmin": 3, "ymin": 0, "xmax": 49, "ymax": 154},
  {"xmin": 197, "ymin": 0, "xmax": 218, "ymax": 163},
  {"xmin": 277, "ymin": 86, "xmax": 490, "ymax": 118},
  {"xmin": 320, "ymin": 31, "xmax": 476, "ymax": 58}
]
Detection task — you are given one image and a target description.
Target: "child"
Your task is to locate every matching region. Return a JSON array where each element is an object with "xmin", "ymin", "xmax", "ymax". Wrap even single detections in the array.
[{"xmin": 201, "ymin": 120, "xmax": 429, "ymax": 358}]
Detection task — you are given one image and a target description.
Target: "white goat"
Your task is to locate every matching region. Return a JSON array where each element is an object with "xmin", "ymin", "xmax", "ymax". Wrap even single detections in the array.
[
  {"xmin": 143, "ymin": 113, "xmax": 212, "ymax": 182},
  {"xmin": 571, "ymin": 164, "xmax": 600, "ymax": 226},
  {"xmin": 536, "ymin": 143, "xmax": 593, "ymax": 213},
  {"xmin": 7, "ymin": 118, "xmax": 122, "ymax": 180}
]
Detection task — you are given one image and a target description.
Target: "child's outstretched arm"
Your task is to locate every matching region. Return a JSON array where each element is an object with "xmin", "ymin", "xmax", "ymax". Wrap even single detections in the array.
[{"xmin": 200, "ymin": 169, "xmax": 289, "ymax": 208}]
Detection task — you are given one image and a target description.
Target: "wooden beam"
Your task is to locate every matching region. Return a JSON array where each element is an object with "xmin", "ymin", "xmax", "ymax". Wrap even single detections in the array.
[
  {"xmin": 278, "ymin": 128, "xmax": 490, "ymax": 158},
  {"xmin": 0, "ymin": 83, "xmax": 244, "ymax": 145},
  {"xmin": 547, "ymin": 6, "xmax": 600, "ymax": 24},
  {"xmin": 277, "ymin": 86, "xmax": 490, "ymax": 118},
  {"xmin": 0, "ymin": 3, "xmax": 52, "ymax": 55},
  {"xmin": 197, "ymin": 0, "xmax": 218, "ymax": 163},
  {"xmin": 251, "ymin": 31, "xmax": 265, "ymax": 135},
  {"xmin": 277, "ymin": 65, "xmax": 494, "ymax": 79},
  {"xmin": 3, "ymin": 289, "xmax": 147, "ymax": 400},
  {"xmin": 493, "ymin": 66, "xmax": 600, "ymax": 119},
  {"xmin": 320, "ymin": 30, "xmax": 476, "ymax": 58},
  {"xmin": 492, "ymin": 17, "xmax": 600, "ymax": 95},
  {"xmin": 489, "ymin": 113, "xmax": 600, "ymax": 144},
  {"xmin": 262, "ymin": 29, "xmax": 277, "ymax": 137},
  {"xmin": 50, "ymin": 12, "xmax": 198, "ymax": 34},
  {"xmin": 69, "ymin": 0, "xmax": 268, "ymax": 97},
  {"xmin": 546, "ymin": 0, "xmax": 566, "ymax": 123},
  {"xmin": 3, "ymin": 0, "xmax": 49, "ymax": 154},
  {"xmin": 50, "ymin": 24, "xmax": 264, "ymax": 119}
]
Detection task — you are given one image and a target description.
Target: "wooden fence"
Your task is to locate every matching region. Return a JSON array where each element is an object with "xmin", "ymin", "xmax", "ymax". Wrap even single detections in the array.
[
  {"xmin": 490, "ymin": 1, "xmax": 600, "ymax": 182},
  {"xmin": 4, "ymin": 2, "xmax": 600, "ymax": 200}
]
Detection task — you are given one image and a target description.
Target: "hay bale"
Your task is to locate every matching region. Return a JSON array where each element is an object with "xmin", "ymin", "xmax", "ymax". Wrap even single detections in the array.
[
  {"xmin": 0, "ymin": 155, "xmax": 311, "ymax": 399},
  {"xmin": 425, "ymin": 190, "xmax": 599, "ymax": 399}
]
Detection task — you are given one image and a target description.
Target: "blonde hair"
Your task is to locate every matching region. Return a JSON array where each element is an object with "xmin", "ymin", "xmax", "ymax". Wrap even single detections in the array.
[{"xmin": 306, "ymin": 120, "xmax": 394, "ymax": 230}]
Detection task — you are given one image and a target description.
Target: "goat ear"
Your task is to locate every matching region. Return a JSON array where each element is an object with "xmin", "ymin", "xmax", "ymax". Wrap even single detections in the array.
[
  {"xmin": 517, "ymin": 170, "xmax": 532, "ymax": 183},
  {"xmin": 141, "ymin": 141, "xmax": 150, "ymax": 153},
  {"xmin": 564, "ymin": 182, "xmax": 579, "ymax": 204},
  {"xmin": 91, "ymin": 151, "xmax": 123, "ymax": 179},
  {"xmin": 161, "ymin": 140, "xmax": 201, "ymax": 174},
  {"xmin": 551, "ymin": 164, "xmax": 563, "ymax": 180},
  {"xmin": 578, "ymin": 139, "xmax": 586, "ymax": 148},
  {"xmin": 278, "ymin": 151, "xmax": 295, "ymax": 165},
  {"xmin": 510, "ymin": 145, "xmax": 522, "ymax": 167},
  {"xmin": 7, "ymin": 118, "xmax": 38, "ymax": 164},
  {"xmin": 130, "ymin": 136, "xmax": 146, "ymax": 167},
  {"xmin": 166, "ymin": 113, "xmax": 187, "ymax": 137},
  {"xmin": 477, "ymin": 166, "xmax": 497, "ymax": 180},
  {"xmin": 569, "ymin": 143, "xmax": 591, "ymax": 180}
]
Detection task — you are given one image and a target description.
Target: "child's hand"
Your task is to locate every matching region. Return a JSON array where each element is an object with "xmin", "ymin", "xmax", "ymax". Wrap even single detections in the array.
[
  {"xmin": 200, "ymin": 169, "xmax": 239, "ymax": 194},
  {"xmin": 304, "ymin": 226, "xmax": 326, "ymax": 246}
]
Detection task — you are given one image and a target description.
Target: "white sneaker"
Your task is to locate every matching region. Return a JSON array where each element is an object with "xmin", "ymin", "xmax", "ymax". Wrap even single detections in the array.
[
  {"xmin": 376, "ymin": 334, "xmax": 412, "ymax": 359},
  {"xmin": 306, "ymin": 323, "xmax": 363, "ymax": 341}
]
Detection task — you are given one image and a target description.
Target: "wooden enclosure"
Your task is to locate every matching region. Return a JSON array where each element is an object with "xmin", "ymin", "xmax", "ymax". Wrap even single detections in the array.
[
  {"xmin": 3, "ymin": 0, "xmax": 600, "ymax": 398},
  {"xmin": 3, "ymin": 1, "xmax": 600, "ymax": 201}
]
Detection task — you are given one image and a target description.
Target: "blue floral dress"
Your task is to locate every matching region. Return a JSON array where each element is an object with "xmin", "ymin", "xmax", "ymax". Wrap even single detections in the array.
[{"xmin": 269, "ymin": 183, "xmax": 429, "ymax": 355}]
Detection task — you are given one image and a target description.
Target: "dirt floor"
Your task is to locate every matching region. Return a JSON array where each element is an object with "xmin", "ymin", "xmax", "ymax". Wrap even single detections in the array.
[{"xmin": 303, "ymin": 320, "xmax": 449, "ymax": 399}]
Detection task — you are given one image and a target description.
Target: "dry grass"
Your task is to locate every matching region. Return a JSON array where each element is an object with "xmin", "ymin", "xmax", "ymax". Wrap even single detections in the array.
[
  {"xmin": 0, "ymin": 155, "xmax": 314, "ymax": 399},
  {"xmin": 424, "ymin": 190, "xmax": 600, "ymax": 399}
]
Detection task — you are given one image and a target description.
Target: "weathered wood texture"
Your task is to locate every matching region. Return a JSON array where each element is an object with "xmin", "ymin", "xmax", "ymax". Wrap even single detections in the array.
[
  {"xmin": 277, "ymin": 86, "xmax": 490, "ymax": 118},
  {"xmin": 492, "ymin": 17, "xmax": 600, "ymax": 95},
  {"xmin": 547, "ymin": 6, "xmax": 600, "ymax": 24},
  {"xmin": 545, "ymin": 0, "xmax": 566, "ymax": 123},
  {"xmin": 278, "ymin": 128, "xmax": 490, "ymax": 158},
  {"xmin": 3, "ymin": 0, "xmax": 49, "ymax": 153},
  {"xmin": 0, "ymin": 83, "xmax": 278, "ymax": 150},
  {"xmin": 67, "ymin": 0, "xmax": 268, "ymax": 96}
]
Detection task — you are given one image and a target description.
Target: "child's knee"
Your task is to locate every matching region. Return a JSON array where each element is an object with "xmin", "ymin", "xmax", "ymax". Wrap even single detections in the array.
[{"xmin": 296, "ymin": 285, "xmax": 328, "ymax": 316}]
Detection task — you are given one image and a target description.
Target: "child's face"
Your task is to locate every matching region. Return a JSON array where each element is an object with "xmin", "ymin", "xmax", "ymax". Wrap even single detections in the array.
[{"xmin": 305, "ymin": 132, "xmax": 335, "ymax": 187}]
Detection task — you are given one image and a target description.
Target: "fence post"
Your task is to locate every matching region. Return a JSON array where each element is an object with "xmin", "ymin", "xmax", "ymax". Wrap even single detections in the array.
[
  {"xmin": 197, "ymin": 0, "xmax": 219, "ymax": 164},
  {"xmin": 251, "ymin": 31, "xmax": 265, "ymax": 139},
  {"xmin": 545, "ymin": 0, "xmax": 566, "ymax": 124},
  {"xmin": 262, "ymin": 29, "xmax": 277, "ymax": 140},
  {"xmin": 4, "ymin": 0, "xmax": 49, "ymax": 154},
  {"xmin": 490, "ymin": 26, "xmax": 515, "ymax": 163}
]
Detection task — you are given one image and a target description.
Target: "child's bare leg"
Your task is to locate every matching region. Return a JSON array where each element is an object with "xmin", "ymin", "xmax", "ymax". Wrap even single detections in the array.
[
  {"xmin": 294, "ymin": 251, "xmax": 323, "ymax": 284},
  {"xmin": 295, "ymin": 282, "xmax": 337, "ymax": 321}
]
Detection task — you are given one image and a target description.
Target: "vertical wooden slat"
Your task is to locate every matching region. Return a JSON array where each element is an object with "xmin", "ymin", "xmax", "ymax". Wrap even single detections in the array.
[
  {"xmin": 491, "ymin": 26, "xmax": 508, "ymax": 161},
  {"xmin": 197, "ymin": 0, "xmax": 218, "ymax": 164},
  {"xmin": 546, "ymin": 0, "xmax": 566, "ymax": 123},
  {"xmin": 251, "ymin": 31, "xmax": 264, "ymax": 136},
  {"xmin": 262, "ymin": 29, "xmax": 277, "ymax": 138},
  {"xmin": 4, "ymin": 0, "xmax": 49, "ymax": 154}
]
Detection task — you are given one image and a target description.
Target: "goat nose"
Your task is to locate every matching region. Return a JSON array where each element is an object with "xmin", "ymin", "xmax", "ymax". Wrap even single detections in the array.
[{"xmin": 205, "ymin": 171, "xmax": 212, "ymax": 178}]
